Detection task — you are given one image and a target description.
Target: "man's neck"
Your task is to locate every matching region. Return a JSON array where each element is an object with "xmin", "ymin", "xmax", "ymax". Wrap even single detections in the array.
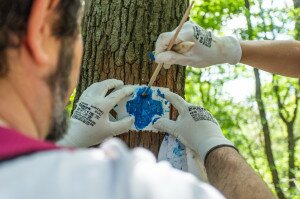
[{"xmin": 0, "ymin": 78, "xmax": 40, "ymax": 139}]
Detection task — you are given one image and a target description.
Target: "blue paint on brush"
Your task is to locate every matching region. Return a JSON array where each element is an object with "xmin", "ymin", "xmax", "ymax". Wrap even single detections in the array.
[
  {"xmin": 142, "ymin": 86, "xmax": 151, "ymax": 97},
  {"xmin": 126, "ymin": 87, "xmax": 164, "ymax": 130}
]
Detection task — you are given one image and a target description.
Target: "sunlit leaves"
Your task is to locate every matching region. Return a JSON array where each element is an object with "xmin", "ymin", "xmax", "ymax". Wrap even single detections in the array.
[{"xmin": 186, "ymin": 0, "xmax": 299, "ymax": 197}]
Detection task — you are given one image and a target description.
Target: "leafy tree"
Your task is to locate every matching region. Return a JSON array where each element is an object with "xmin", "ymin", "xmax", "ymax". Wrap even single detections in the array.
[{"xmin": 187, "ymin": 0, "xmax": 299, "ymax": 198}]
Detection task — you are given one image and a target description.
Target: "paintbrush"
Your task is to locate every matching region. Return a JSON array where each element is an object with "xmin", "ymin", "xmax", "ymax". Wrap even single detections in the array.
[{"xmin": 141, "ymin": 0, "xmax": 195, "ymax": 97}]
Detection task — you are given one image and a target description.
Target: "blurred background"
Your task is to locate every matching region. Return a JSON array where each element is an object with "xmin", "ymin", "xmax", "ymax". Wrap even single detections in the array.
[{"xmin": 186, "ymin": 0, "xmax": 299, "ymax": 198}]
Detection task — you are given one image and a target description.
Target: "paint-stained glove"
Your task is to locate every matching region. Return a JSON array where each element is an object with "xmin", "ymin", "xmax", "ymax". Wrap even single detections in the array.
[
  {"xmin": 153, "ymin": 91, "xmax": 236, "ymax": 162},
  {"xmin": 155, "ymin": 21, "xmax": 242, "ymax": 69},
  {"xmin": 57, "ymin": 79, "xmax": 135, "ymax": 148}
]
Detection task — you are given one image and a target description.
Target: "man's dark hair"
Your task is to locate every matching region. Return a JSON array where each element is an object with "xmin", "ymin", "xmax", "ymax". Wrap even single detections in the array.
[{"xmin": 0, "ymin": 0, "xmax": 82, "ymax": 76}]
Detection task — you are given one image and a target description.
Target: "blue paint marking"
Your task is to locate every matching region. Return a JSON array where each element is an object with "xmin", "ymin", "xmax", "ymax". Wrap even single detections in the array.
[
  {"xmin": 157, "ymin": 89, "xmax": 165, "ymax": 99},
  {"xmin": 149, "ymin": 51, "xmax": 155, "ymax": 62},
  {"xmin": 126, "ymin": 87, "xmax": 164, "ymax": 130},
  {"xmin": 172, "ymin": 139, "xmax": 186, "ymax": 157},
  {"xmin": 152, "ymin": 117, "xmax": 160, "ymax": 125}
]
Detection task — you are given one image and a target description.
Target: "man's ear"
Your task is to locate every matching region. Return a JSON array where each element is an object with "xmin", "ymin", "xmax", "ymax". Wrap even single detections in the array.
[{"xmin": 25, "ymin": 0, "xmax": 60, "ymax": 65}]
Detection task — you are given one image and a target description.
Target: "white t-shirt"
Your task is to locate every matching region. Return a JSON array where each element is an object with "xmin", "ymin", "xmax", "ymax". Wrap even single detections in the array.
[{"xmin": 0, "ymin": 139, "xmax": 224, "ymax": 199}]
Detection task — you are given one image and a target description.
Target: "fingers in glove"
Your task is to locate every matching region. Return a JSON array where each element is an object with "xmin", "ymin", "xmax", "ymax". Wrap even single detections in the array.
[
  {"xmin": 163, "ymin": 63, "xmax": 172, "ymax": 70},
  {"xmin": 172, "ymin": 41, "xmax": 195, "ymax": 54},
  {"xmin": 155, "ymin": 21, "xmax": 196, "ymax": 55},
  {"xmin": 152, "ymin": 118, "xmax": 177, "ymax": 135},
  {"xmin": 163, "ymin": 91, "xmax": 187, "ymax": 115},
  {"xmin": 87, "ymin": 79, "xmax": 124, "ymax": 97},
  {"xmin": 105, "ymin": 86, "xmax": 135, "ymax": 109},
  {"xmin": 109, "ymin": 113, "xmax": 117, "ymax": 122},
  {"xmin": 155, "ymin": 51, "xmax": 187, "ymax": 66},
  {"xmin": 155, "ymin": 32, "xmax": 182, "ymax": 54},
  {"xmin": 111, "ymin": 116, "xmax": 135, "ymax": 136}
]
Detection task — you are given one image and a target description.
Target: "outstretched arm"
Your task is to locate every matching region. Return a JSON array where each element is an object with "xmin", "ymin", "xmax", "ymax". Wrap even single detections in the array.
[
  {"xmin": 155, "ymin": 21, "xmax": 300, "ymax": 78},
  {"xmin": 241, "ymin": 40, "xmax": 300, "ymax": 77},
  {"xmin": 153, "ymin": 91, "xmax": 275, "ymax": 199},
  {"xmin": 205, "ymin": 147, "xmax": 275, "ymax": 199}
]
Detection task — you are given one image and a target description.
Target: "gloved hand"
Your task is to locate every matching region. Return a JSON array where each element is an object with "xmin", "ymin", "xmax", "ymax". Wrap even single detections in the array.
[
  {"xmin": 57, "ymin": 79, "xmax": 135, "ymax": 148},
  {"xmin": 152, "ymin": 91, "xmax": 236, "ymax": 162},
  {"xmin": 155, "ymin": 21, "xmax": 242, "ymax": 69}
]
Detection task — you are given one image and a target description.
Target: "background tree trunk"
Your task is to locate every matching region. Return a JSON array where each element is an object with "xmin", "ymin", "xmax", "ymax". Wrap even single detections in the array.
[
  {"xmin": 76, "ymin": 0, "xmax": 188, "ymax": 156},
  {"xmin": 244, "ymin": 0, "xmax": 286, "ymax": 198}
]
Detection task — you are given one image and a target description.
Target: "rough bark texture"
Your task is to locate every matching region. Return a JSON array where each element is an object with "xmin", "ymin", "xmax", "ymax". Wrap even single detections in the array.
[{"xmin": 76, "ymin": 0, "xmax": 188, "ymax": 156}]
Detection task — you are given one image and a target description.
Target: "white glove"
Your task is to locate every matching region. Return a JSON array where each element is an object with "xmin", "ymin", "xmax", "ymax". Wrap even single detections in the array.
[
  {"xmin": 58, "ymin": 79, "xmax": 135, "ymax": 148},
  {"xmin": 152, "ymin": 91, "xmax": 236, "ymax": 162},
  {"xmin": 155, "ymin": 21, "xmax": 242, "ymax": 69}
]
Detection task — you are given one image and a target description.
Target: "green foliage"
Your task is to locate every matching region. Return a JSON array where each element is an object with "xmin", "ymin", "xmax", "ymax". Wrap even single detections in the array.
[
  {"xmin": 66, "ymin": 89, "xmax": 76, "ymax": 117},
  {"xmin": 191, "ymin": 0, "xmax": 244, "ymax": 30},
  {"xmin": 186, "ymin": 0, "xmax": 300, "ymax": 198}
]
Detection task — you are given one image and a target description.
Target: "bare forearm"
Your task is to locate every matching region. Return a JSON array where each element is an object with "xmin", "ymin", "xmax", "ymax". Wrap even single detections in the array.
[
  {"xmin": 240, "ymin": 40, "xmax": 300, "ymax": 77},
  {"xmin": 205, "ymin": 147, "xmax": 275, "ymax": 199}
]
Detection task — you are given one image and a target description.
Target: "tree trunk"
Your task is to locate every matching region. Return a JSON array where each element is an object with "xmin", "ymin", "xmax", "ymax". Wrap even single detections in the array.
[
  {"xmin": 273, "ymin": 80, "xmax": 298, "ymax": 190},
  {"xmin": 76, "ymin": 0, "xmax": 188, "ymax": 156},
  {"xmin": 254, "ymin": 69, "xmax": 286, "ymax": 199},
  {"xmin": 244, "ymin": 0, "xmax": 286, "ymax": 198},
  {"xmin": 294, "ymin": 0, "xmax": 300, "ymax": 40},
  {"xmin": 287, "ymin": 124, "xmax": 296, "ymax": 188}
]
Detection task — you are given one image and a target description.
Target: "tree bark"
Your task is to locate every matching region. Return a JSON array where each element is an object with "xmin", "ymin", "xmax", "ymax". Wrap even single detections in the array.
[{"xmin": 76, "ymin": 0, "xmax": 188, "ymax": 156}]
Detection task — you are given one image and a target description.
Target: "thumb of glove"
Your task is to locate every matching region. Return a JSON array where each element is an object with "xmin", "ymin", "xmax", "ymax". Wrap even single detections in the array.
[
  {"xmin": 112, "ymin": 116, "xmax": 135, "ymax": 136},
  {"xmin": 155, "ymin": 51, "xmax": 187, "ymax": 67},
  {"xmin": 153, "ymin": 118, "xmax": 177, "ymax": 135}
]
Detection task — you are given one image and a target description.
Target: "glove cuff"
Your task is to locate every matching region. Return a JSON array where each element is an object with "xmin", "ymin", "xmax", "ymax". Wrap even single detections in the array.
[
  {"xmin": 198, "ymin": 137, "xmax": 237, "ymax": 163},
  {"xmin": 221, "ymin": 36, "xmax": 242, "ymax": 65}
]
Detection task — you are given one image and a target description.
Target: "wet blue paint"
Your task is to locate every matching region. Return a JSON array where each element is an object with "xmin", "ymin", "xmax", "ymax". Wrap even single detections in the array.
[
  {"xmin": 152, "ymin": 117, "xmax": 160, "ymax": 125},
  {"xmin": 157, "ymin": 89, "xmax": 165, "ymax": 99},
  {"xmin": 172, "ymin": 139, "xmax": 186, "ymax": 157},
  {"xmin": 126, "ymin": 87, "xmax": 164, "ymax": 130}
]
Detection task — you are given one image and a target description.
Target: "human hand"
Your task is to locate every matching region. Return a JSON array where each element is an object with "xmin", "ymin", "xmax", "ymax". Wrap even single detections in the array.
[
  {"xmin": 58, "ymin": 79, "xmax": 135, "ymax": 148},
  {"xmin": 152, "ymin": 91, "xmax": 236, "ymax": 162},
  {"xmin": 155, "ymin": 21, "xmax": 242, "ymax": 69}
]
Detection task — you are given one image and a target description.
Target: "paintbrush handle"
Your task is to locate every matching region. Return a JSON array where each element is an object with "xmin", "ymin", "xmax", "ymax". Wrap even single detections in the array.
[
  {"xmin": 147, "ymin": 1, "xmax": 195, "ymax": 88},
  {"xmin": 148, "ymin": 63, "xmax": 163, "ymax": 86},
  {"xmin": 166, "ymin": 1, "xmax": 195, "ymax": 51}
]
